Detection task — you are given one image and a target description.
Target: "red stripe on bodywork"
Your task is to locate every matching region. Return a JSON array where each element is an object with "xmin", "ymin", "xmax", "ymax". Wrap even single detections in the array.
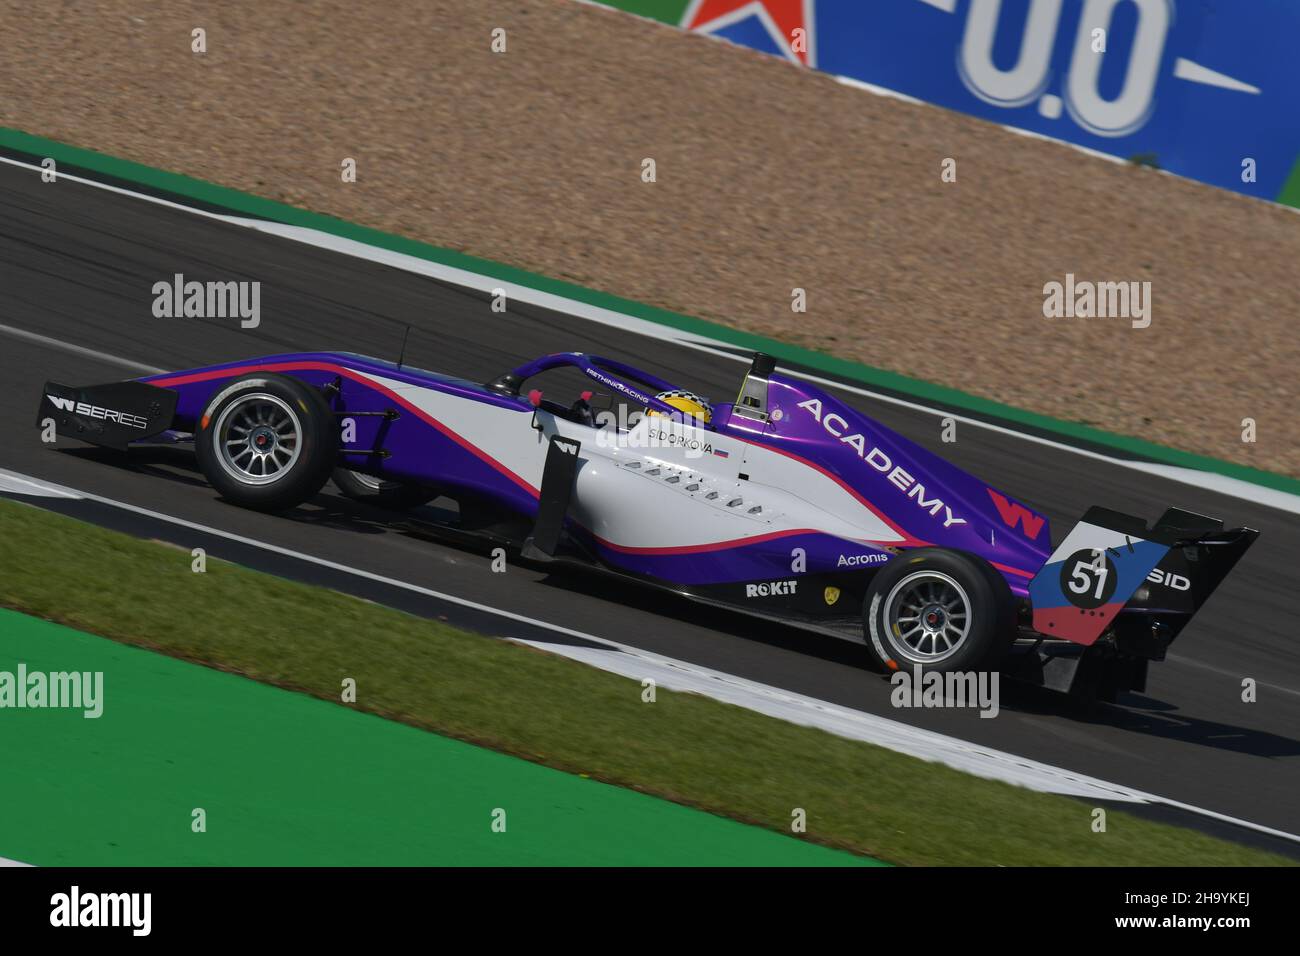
[
  {"xmin": 742, "ymin": 437, "xmax": 1036, "ymax": 579},
  {"xmin": 1031, "ymin": 601, "xmax": 1126, "ymax": 646},
  {"xmin": 153, "ymin": 362, "xmax": 540, "ymax": 498},
  {"xmin": 594, "ymin": 527, "xmax": 826, "ymax": 556},
  {"xmin": 739, "ymin": 437, "xmax": 929, "ymax": 547},
  {"xmin": 995, "ymin": 563, "xmax": 1034, "ymax": 579},
  {"xmin": 152, "ymin": 362, "xmax": 1039, "ymax": 574}
]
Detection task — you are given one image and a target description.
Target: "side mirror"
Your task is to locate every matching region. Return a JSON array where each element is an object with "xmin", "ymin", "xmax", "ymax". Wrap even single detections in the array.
[{"xmin": 528, "ymin": 389, "xmax": 544, "ymax": 432}]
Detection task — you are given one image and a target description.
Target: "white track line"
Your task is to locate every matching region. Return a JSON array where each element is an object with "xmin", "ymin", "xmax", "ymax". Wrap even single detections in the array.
[
  {"xmin": 3, "ymin": 465, "xmax": 1297, "ymax": 846},
  {"xmin": 0, "ymin": 470, "xmax": 79, "ymax": 497},
  {"xmin": 519, "ymin": 638, "xmax": 1300, "ymax": 846},
  {"xmin": 2, "ymin": 153, "xmax": 1299, "ymax": 517},
  {"xmin": 3, "ymin": 153, "xmax": 1298, "ymax": 841},
  {"xmin": 0, "ymin": 321, "xmax": 164, "ymax": 375}
]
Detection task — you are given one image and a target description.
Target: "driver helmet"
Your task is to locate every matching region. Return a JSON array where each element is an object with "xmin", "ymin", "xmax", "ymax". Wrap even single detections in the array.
[{"xmin": 649, "ymin": 389, "xmax": 712, "ymax": 425}]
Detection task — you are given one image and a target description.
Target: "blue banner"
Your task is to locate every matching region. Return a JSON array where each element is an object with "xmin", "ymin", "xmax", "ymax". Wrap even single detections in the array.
[{"xmin": 665, "ymin": 0, "xmax": 1300, "ymax": 202}]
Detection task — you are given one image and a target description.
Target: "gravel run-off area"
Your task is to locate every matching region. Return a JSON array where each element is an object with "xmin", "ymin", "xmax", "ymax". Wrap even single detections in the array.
[{"xmin": 2, "ymin": 0, "xmax": 1296, "ymax": 475}]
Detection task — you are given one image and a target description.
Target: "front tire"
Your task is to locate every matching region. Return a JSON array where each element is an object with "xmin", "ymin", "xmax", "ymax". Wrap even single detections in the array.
[
  {"xmin": 195, "ymin": 373, "xmax": 337, "ymax": 511},
  {"xmin": 863, "ymin": 549, "xmax": 1014, "ymax": 673}
]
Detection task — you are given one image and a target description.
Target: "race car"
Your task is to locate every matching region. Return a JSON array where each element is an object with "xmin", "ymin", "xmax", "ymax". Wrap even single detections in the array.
[{"xmin": 36, "ymin": 350, "xmax": 1258, "ymax": 700}]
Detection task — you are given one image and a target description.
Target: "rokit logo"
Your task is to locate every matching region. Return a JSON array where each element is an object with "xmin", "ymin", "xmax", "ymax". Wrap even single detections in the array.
[
  {"xmin": 1147, "ymin": 568, "xmax": 1191, "ymax": 592},
  {"xmin": 745, "ymin": 580, "xmax": 798, "ymax": 598},
  {"xmin": 46, "ymin": 395, "xmax": 149, "ymax": 429}
]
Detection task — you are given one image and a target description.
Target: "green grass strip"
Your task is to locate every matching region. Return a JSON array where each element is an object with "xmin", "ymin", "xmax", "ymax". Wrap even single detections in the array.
[
  {"xmin": 2, "ymin": 124, "xmax": 1297, "ymax": 497},
  {"xmin": 1277, "ymin": 153, "xmax": 1300, "ymax": 210},
  {"xmin": 592, "ymin": 0, "xmax": 688, "ymax": 24},
  {"xmin": 0, "ymin": 609, "xmax": 871, "ymax": 866},
  {"xmin": 0, "ymin": 499, "xmax": 1287, "ymax": 865}
]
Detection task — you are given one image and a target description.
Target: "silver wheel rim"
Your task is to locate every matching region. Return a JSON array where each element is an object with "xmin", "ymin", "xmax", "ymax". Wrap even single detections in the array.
[
  {"xmin": 883, "ymin": 570, "xmax": 972, "ymax": 663},
  {"xmin": 214, "ymin": 394, "xmax": 303, "ymax": 486}
]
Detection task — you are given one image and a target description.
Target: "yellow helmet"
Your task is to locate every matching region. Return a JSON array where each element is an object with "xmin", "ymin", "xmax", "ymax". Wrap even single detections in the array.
[{"xmin": 648, "ymin": 389, "xmax": 712, "ymax": 425}]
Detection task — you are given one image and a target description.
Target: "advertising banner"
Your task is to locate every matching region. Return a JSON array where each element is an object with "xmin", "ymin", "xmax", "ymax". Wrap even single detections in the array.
[{"xmin": 602, "ymin": 1, "xmax": 1300, "ymax": 206}]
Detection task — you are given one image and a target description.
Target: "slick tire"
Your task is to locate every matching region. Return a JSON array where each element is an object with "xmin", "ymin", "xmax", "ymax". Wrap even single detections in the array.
[
  {"xmin": 863, "ymin": 548, "xmax": 1015, "ymax": 673},
  {"xmin": 196, "ymin": 373, "xmax": 337, "ymax": 511},
  {"xmin": 331, "ymin": 467, "xmax": 438, "ymax": 510}
]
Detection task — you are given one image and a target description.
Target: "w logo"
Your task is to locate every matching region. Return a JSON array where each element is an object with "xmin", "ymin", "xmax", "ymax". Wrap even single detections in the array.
[
  {"xmin": 46, "ymin": 395, "xmax": 76, "ymax": 412},
  {"xmin": 987, "ymin": 489, "xmax": 1045, "ymax": 540}
]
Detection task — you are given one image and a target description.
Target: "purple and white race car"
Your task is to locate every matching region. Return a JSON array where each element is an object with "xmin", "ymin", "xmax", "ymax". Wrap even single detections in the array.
[{"xmin": 37, "ymin": 350, "xmax": 1257, "ymax": 699}]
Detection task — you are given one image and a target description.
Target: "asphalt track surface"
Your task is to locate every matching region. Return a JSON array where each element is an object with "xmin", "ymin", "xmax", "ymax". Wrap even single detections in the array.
[{"xmin": 1, "ymin": 161, "xmax": 1298, "ymax": 851}]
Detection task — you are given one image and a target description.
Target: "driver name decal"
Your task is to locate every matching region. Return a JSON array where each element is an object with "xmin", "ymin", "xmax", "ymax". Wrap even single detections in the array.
[{"xmin": 647, "ymin": 427, "xmax": 713, "ymax": 455}]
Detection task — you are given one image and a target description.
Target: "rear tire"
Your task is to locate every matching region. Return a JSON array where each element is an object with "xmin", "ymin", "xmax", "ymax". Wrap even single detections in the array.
[
  {"xmin": 863, "ymin": 549, "xmax": 1014, "ymax": 673},
  {"xmin": 195, "ymin": 373, "xmax": 336, "ymax": 511},
  {"xmin": 331, "ymin": 467, "xmax": 437, "ymax": 510}
]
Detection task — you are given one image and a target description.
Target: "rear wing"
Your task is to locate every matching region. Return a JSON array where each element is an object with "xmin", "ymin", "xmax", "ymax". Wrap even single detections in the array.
[{"xmin": 1028, "ymin": 506, "xmax": 1258, "ymax": 646}]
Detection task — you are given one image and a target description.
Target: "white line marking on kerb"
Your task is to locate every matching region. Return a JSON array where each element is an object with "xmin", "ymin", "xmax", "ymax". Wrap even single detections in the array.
[
  {"xmin": 0, "ymin": 470, "xmax": 80, "ymax": 497},
  {"xmin": 2, "ymin": 466, "xmax": 1297, "ymax": 847},
  {"xmin": 517, "ymin": 638, "xmax": 1300, "ymax": 846},
  {"xmin": 1, "ymin": 153, "xmax": 1296, "ymax": 516},
  {"xmin": 5, "ymin": 154, "xmax": 1300, "ymax": 836}
]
